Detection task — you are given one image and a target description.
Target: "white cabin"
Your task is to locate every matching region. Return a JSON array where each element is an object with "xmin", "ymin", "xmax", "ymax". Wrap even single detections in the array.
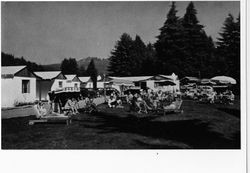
[
  {"xmin": 79, "ymin": 76, "xmax": 92, "ymax": 88},
  {"xmin": 110, "ymin": 73, "xmax": 180, "ymax": 93},
  {"xmin": 34, "ymin": 71, "xmax": 66, "ymax": 101},
  {"xmin": 64, "ymin": 75, "xmax": 81, "ymax": 92},
  {"xmin": 1, "ymin": 66, "xmax": 37, "ymax": 107}
]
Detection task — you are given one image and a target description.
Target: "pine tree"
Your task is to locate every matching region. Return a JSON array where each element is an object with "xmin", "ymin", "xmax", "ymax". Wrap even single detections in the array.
[
  {"xmin": 181, "ymin": 1, "xmax": 212, "ymax": 78},
  {"xmin": 141, "ymin": 43, "xmax": 157, "ymax": 75},
  {"xmin": 78, "ymin": 65, "xmax": 86, "ymax": 76},
  {"xmin": 130, "ymin": 35, "xmax": 147, "ymax": 75},
  {"xmin": 154, "ymin": 2, "xmax": 185, "ymax": 76},
  {"xmin": 60, "ymin": 58, "xmax": 78, "ymax": 75},
  {"xmin": 217, "ymin": 13, "xmax": 240, "ymax": 87},
  {"xmin": 86, "ymin": 59, "xmax": 98, "ymax": 90},
  {"xmin": 108, "ymin": 33, "xmax": 134, "ymax": 76}
]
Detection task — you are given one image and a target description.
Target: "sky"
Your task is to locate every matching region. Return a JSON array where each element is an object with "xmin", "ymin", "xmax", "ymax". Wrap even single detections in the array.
[{"xmin": 1, "ymin": 1, "xmax": 240, "ymax": 65}]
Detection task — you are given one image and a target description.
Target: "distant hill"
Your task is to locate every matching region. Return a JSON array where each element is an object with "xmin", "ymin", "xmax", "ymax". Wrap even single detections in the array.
[{"xmin": 42, "ymin": 57, "xmax": 109, "ymax": 75}]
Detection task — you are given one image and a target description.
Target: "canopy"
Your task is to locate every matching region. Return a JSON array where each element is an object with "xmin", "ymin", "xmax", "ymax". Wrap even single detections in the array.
[
  {"xmin": 211, "ymin": 76, "xmax": 236, "ymax": 84},
  {"xmin": 200, "ymin": 79, "xmax": 216, "ymax": 85},
  {"xmin": 108, "ymin": 78, "xmax": 134, "ymax": 86},
  {"xmin": 155, "ymin": 80, "xmax": 176, "ymax": 86}
]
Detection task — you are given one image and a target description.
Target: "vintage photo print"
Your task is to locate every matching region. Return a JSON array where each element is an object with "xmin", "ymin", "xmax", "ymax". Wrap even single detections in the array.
[{"xmin": 0, "ymin": 0, "xmax": 247, "ymax": 173}]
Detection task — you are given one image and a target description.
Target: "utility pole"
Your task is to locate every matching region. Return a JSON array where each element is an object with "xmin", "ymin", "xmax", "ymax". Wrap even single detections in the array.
[{"xmin": 103, "ymin": 74, "xmax": 106, "ymax": 102}]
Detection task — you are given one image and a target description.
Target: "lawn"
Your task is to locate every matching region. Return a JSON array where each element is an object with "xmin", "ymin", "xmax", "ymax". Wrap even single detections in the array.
[{"xmin": 1, "ymin": 99, "xmax": 240, "ymax": 149}]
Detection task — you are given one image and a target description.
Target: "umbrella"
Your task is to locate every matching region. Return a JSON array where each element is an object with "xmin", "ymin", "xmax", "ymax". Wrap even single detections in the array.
[{"xmin": 211, "ymin": 76, "xmax": 236, "ymax": 84}]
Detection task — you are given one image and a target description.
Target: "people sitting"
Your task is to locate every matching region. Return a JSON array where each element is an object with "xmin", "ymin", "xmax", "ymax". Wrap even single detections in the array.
[
  {"xmin": 86, "ymin": 97, "xmax": 98, "ymax": 113},
  {"xmin": 72, "ymin": 98, "xmax": 80, "ymax": 110},
  {"xmin": 227, "ymin": 91, "xmax": 235, "ymax": 105},
  {"xmin": 207, "ymin": 91, "xmax": 217, "ymax": 104},
  {"xmin": 64, "ymin": 98, "xmax": 79, "ymax": 114},
  {"xmin": 35, "ymin": 101, "xmax": 47, "ymax": 118},
  {"xmin": 134, "ymin": 94, "xmax": 152, "ymax": 114},
  {"xmin": 108, "ymin": 95, "xmax": 117, "ymax": 108},
  {"xmin": 34, "ymin": 101, "xmax": 68, "ymax": 119},
  {"xmin": 163, "ymin": 101, "xmax": 178, "ymax": 110},
  {"xmin": 163, "ymin": 97, "xmax": 182, "ymax": 111}
]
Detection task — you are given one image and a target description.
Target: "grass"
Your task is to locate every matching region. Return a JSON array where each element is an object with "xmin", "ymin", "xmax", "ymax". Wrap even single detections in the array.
[{"xmin": 1, "ymin": 99, "xmax": 240, "ymax": 149}]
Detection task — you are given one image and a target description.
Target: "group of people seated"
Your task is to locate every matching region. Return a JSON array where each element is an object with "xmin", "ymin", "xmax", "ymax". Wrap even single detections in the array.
[
  {"xmin": 35, "ymin": 93, "xmax": 98, "ymax": 119},
  {"xmin": 185, "ymin": 89, "xmax": 235, "ymax": 104},
  {"xmin": 216, "ymin": 90, "xmax": 235, "ymax": 105},
  {"xmin": 108, "ymin": 92, "xmax": 123, "ymax": 108},
  {"xmin": 108, "ymin": 90, "xmax": 180, "ymax": 113},
  {"xmin": 62, "ymin": 95, "xmax": 98, "ymax": 114},
  {"xmin": 34, "ymin": 101, "xmax": 67, "ymax": 119}
]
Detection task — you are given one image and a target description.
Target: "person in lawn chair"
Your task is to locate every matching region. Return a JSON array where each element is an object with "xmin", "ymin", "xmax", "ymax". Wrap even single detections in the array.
[
  {"xmin": 85, "ymin": 97, "xmax": 98, "ymax": 113},
  {"xmin": 162, "ymin": 94, "xmax": 183, "ymax": 115},
  {"xmin": 35, "ymin": 101, "xmax": 47, "ymax": 118},
  {"xmin": 134, "ymin": 93, "xmax": 152, "ymax": 114},
  {"xmin": 64, "ymin": 98, "xmax": 79, "ymax": 115},
  {"xmin": 227, "ymin": 91, "xmax": 235, "ymax": 105},
  {"xmin": 34, "ymin": 101, "xmax": 69, "ymax": 119},
  {"xmin": 108, "ymin": 95, "xmax": 117, "ymax": 108}
]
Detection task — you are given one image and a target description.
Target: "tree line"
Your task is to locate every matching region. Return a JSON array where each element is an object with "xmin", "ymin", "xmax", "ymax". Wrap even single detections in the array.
[
  {"xmin": 2, "ymin": 52, "xmax": 44, "ymax": 72},
  {"xmin": 108, "ymin": 2, "xmax": 240, "ymax": 86}
]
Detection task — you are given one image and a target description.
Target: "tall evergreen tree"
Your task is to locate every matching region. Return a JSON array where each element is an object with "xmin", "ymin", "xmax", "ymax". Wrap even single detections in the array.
[
  {"xmin": 86, "ymin": 59, "xmax": 98, "ymax": 90},
  {"xmin": 141, "ymin": 43, "xmax": 157, "ymax": 75},
  {"xmin": 131, "ymin": 35, "xmax": 147, "ymax": 75},
  {"xmin": 217, "ymin": 13, "xmax": 240, "ymax": 87},
  {"xmin": 181, "ymin": 1, "xmax": 212, "ymax": 78},
  {"xmin": 108, "ymin": 33, "xmax": 134, "ymax": 76},
  {"xmin": 78, "ymin": 65, "xmax": 86, "ymax": 76},
  {"xmin": 60, "ymin": 58, "xmax": 78, "ymax": 75},
  {"xmin": 155, "ymin": 2, "xmax": 185, "ymax": 76}
]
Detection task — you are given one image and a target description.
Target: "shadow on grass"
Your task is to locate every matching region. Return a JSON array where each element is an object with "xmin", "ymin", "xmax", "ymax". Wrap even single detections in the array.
[
  {"xmin": 2, "ymin": 110, "xmax": 240, "ymax": 149},
  {"xmin": 217, "ymin": 108, "xmax": 240, "ymax": 118},
  {"xmin": 86, "ymin": 111, "xmax": 240, "ymax": 149}
]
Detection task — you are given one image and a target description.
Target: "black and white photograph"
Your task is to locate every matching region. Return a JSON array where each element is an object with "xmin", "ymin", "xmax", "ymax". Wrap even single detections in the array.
[{"xmin": 1, "ymin": 0, "xmax": 244, "ymax": 151}]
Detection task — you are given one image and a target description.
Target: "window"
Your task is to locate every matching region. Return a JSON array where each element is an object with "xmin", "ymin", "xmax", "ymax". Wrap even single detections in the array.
[
  {"xmin": 74, "ymin": 83, "xmax": 78, "ymax": 88},
  {"xmin": 22, "ymin": 80, "xmax": 30, "ymax": 93},
  {"xmin": 58, "ymin": 81, "xmax": 63, "ymax": 88}
]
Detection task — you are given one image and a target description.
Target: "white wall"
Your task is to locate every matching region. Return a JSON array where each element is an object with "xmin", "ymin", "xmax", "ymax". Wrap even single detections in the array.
[
  {"xmin": 2, "ymin": 76, "xmax": 36, "ymax": 107},
  {"xmin": 63, "ymin": 80, "xmax": 80, "ymax": 89},
  {"xmin": 85, "ymin": 82, "xmax": 93, "ymax": 89},
  {"xmin": 97, "ymin": 81, "xmax": 104, "ymax": 88},
  {"xmin": 51, "ymin": 79, "xmax": 66, "ymax": 91}
]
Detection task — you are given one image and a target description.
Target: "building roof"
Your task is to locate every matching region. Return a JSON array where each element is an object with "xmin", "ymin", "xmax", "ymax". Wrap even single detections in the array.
[
  {"xmin": 34, "ymin": 71, "xmax": 65, "ymax": 80},
  {"xmin": 65, "ymin": 74, "xmax": 81, "ymax": 82},
  {"xmin": 180, "ymin": 76, "xmax": 199, "ymax": 82},
  {"xmin": 110, "ymin": 74, "xmax": 177, "ymax": 82},
  {"xmin": 110, "ymin": 76, "xmax": 153, "ymax": 82},
  {"xmin": 1, "ymin": 66, "xmax": 26, "ymax": 75},
  {"xmin": 65, "ymin": 75, "xmax": 76, "ymax": 80},
  {"xmin": 78, "ymin": 76, "xmax": 91, "ymax": 83},
  {"xmin": 109, "ymin": 78, "xmax": 134, "ymax": 85}
]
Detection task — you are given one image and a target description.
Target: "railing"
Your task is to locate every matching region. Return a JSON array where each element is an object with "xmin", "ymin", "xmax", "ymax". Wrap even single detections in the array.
[{"xmin": 54, "ymin": 87, "xmax": 80, "ymax": 93}]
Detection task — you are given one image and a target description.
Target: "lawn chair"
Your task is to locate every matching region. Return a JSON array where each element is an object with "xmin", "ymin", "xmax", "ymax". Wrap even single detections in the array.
[
  {"xmin": 29, "ymin": 104, "xmax": 72, "ymax": 125},
  {"xmin": 161, "ymin": 100, "xmax": 183, "ymax": 116}
]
